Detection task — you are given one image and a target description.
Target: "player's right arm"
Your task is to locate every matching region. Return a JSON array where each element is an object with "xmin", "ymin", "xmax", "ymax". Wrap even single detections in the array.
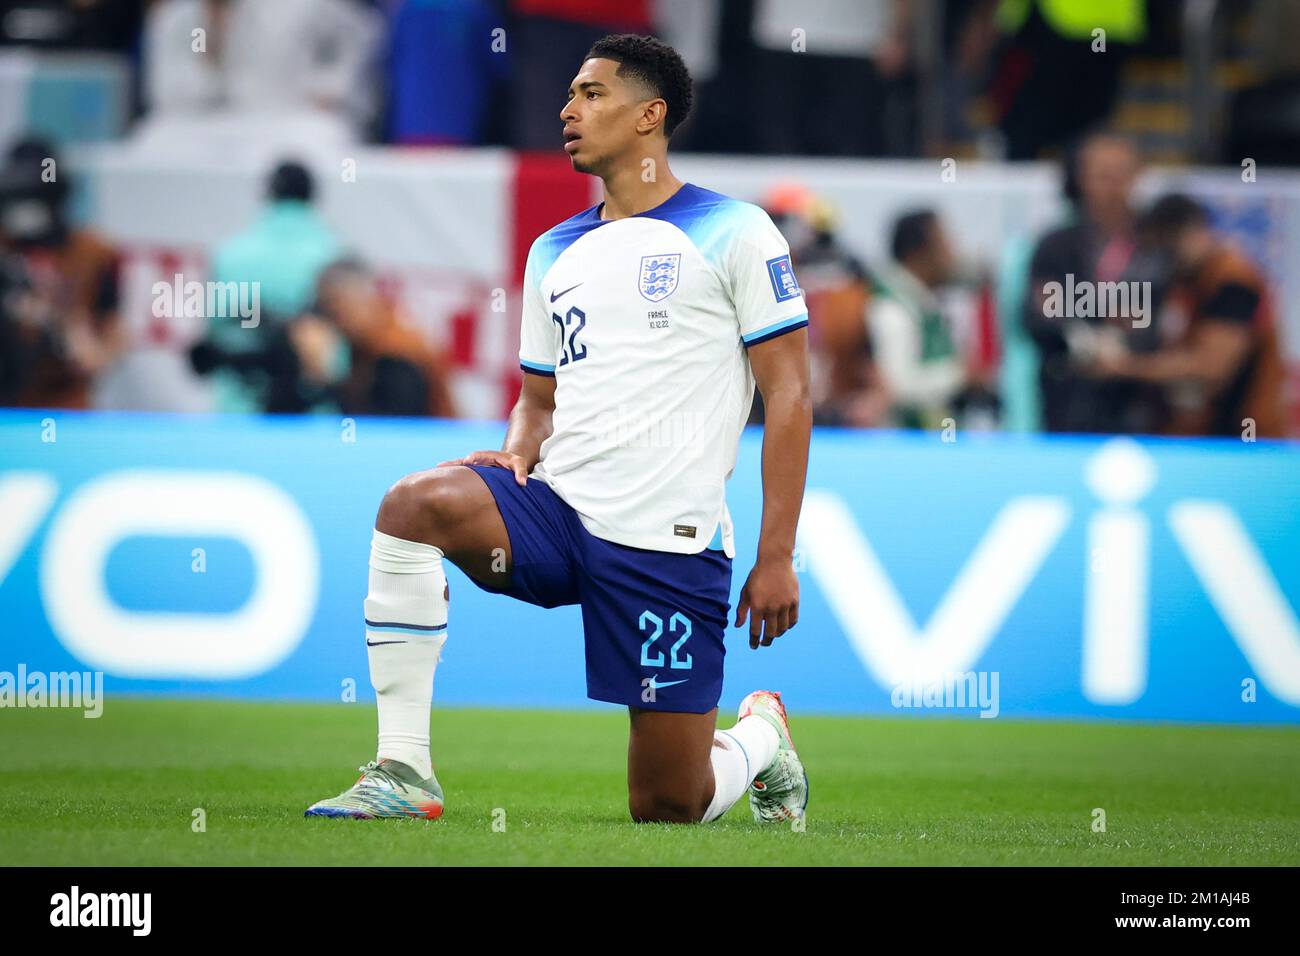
[
  {"xmin": 499, "ymin": 372, "xmax": 557, "ymax": 481},
  {"xmin": 438, "ymin": 374, "xmax": 555, "ymax": 485},
  {"xmin": 438, "ymin": 239, "xmax": 559, "ymax": 485}
]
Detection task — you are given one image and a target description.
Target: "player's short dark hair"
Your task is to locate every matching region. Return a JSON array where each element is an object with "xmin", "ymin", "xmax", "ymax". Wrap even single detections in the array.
[
  {"xmin": 1140, "ymin": 193, "xmax": 1208, "ymax": 242},
  {"xmin": 268, "ymin": 160, "xmax": 314, "ymax": 203},
  {"xmin": 891, "ymin": 209, "xmax": 938, "ymax": 262},
  {"xmin": 584, "ymin": 34, "xmax": 694, "ymax": 138}
]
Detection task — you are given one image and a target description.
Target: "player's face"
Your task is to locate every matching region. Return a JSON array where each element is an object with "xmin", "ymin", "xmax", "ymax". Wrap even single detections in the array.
[{"xmin": 560, "ymin": 58, "xmax": 648, "ymax": 175}]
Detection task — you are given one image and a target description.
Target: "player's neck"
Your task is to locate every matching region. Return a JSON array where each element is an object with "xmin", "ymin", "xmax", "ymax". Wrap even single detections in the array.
[{"xmin": 598, "ymin": 161, "xmax": 683, "ymax": 221}]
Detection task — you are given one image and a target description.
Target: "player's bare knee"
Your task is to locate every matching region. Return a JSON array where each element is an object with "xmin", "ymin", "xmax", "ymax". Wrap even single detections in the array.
[
  {"xmin": 376, "ymin": 467, "xmax": 463, "ymax": 543},
  {"xmin": 628, "ymin": 788, "xmax": 705, "ymax": 824}
]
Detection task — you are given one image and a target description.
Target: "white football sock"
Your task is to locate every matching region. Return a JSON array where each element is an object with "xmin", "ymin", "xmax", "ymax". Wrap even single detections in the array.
[
  {"xmin": 365, "ymin": 529, "xmax": 448, "ymax": 781},
  {"xmin": 700, "ymin": 716, "xmax": 781, "ymax": 822}
]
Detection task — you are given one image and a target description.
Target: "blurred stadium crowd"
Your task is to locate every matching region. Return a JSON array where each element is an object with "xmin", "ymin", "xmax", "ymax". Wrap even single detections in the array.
[{"xmin": 0, "ymin": 0, "xmax": 1296, "ymax": 436}]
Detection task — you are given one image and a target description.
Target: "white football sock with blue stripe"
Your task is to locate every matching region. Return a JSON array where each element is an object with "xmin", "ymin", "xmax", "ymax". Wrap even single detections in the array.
[
  {"xmin": 701, "ymin": 717, "xmax": 780, "ymax": 822},
  {"xmin": 366, "ymin": 529, "xmax": 448, "ymax": 781}
]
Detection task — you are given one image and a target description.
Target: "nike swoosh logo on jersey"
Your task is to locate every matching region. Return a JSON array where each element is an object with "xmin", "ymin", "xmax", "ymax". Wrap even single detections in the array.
[
  {"xmin": 366, "ymin": 639, "xmax": 407, "ymax": 646},
  {"xmin": 550, "ymin": 282, "xmax": 583, "ymax": 302}
]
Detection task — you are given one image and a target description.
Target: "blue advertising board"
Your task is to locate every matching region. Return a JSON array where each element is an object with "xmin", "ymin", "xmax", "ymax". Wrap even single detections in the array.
[{"xmin": 1, "ymin": 410, "xmax": 1297, "ymax": 723}]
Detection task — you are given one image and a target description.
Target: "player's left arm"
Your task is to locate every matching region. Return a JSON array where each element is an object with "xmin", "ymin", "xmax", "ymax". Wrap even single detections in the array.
[{"xmin": 736, "ymin": 327, "xmax": 812, "ymax": 649}]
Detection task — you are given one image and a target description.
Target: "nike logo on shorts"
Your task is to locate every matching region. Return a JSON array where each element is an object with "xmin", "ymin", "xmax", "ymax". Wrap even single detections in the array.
[{"xmin": 646, "ymin": 676, "xmax": 689, "ymax": 690}]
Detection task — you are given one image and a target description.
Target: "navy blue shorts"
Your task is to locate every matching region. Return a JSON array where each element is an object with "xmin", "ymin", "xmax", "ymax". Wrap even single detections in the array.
[{"xmin": 463, "ymin": 463, "xmax": 733, "ymax": 714}]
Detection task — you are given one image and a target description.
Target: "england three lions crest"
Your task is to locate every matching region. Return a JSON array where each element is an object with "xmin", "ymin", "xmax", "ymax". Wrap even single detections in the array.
[{"xmin": 639, "ymin": 254, "xmax": 681, "ymax": 302}]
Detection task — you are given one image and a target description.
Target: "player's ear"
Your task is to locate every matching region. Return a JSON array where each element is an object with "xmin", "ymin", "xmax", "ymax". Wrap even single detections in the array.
[{"xmin": 637, "ymin": 98, "xmax": 668, "ymax": 137}]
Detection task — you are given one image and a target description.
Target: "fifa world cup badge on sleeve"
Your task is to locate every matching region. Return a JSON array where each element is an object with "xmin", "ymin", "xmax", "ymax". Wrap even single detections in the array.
[{"xmin": 766, "ymin": 254, "xmax": 801, "ymax": 302}]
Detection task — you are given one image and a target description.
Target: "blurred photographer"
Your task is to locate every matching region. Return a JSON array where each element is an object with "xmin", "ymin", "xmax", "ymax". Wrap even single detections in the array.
[
  {"xmin": 1023, "ymin": 133, "xmax": 1168, "ymax": 434},
  {"xmin": 0, "ymin": 136, "xmax": 122, "ymax": 409},
  {"xmin": 761, "ymin": 182, "xmax": 890, "ymax": 428},
  {"xmin": 290, "ymin": 259, "xmax": 458, "ymax": 419},
  {"xmin": 1088, "ymin": 194, "xmax": 1286, "ymax": 438},
  {"xmin": 193, "ymin": 160, "xmax": 342, "ymax": 412}
]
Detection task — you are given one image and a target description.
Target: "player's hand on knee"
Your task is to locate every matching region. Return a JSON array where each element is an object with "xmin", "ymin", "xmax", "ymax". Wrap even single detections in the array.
[
  {"xmin": 435, "ymin": 450, "xmax": 530, "ymax": 486},
  {"xmin": 735, "ymin": 557, "xmax": 800, "ymax": 649}
]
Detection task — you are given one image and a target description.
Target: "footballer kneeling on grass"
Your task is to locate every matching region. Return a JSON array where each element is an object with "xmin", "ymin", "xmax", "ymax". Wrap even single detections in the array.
[{"xmin": 306, "ymin": 34, "xmax": 811, "ymax": 825}]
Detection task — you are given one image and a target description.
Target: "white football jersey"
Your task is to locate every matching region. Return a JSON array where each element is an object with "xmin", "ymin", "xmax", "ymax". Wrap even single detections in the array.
[{"xmin": 518, "ymin": 183, "xmax": 808, "ymax": 558}]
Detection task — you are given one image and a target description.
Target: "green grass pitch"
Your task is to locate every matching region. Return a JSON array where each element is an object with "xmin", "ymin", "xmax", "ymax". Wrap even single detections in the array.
[{"xmin": 1, "ymin": 698, "xmax": 1297, "ymax": 866}]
